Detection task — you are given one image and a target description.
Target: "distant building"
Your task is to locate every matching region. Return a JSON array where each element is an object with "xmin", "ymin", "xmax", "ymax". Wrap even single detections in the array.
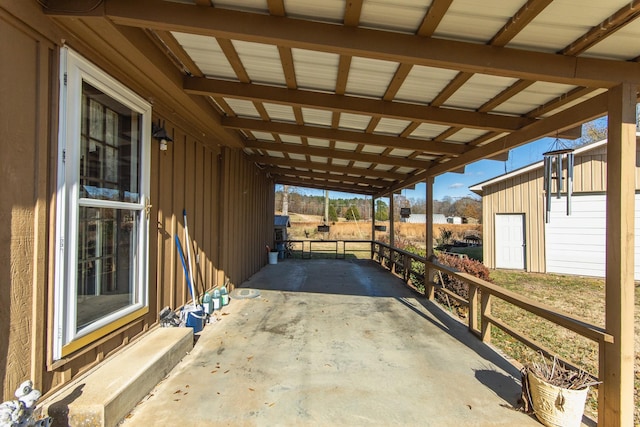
[{"xmin": 401, "ymin": 214, "xmax": 447, "ymax": 224}]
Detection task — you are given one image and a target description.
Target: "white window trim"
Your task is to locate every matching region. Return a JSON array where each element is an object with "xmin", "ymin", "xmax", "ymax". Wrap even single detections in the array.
[{"xmin": 53, "ymin": 48, "xmax": 151, "ymax": 360}]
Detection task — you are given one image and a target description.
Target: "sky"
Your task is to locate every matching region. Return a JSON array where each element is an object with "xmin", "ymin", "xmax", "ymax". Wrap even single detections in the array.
[{"xmin": 283, "ymin": 118, "xmax": 608, "ymax": 202}]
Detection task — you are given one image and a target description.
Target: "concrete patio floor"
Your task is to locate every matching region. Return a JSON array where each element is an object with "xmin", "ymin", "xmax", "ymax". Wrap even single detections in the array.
[{"xmin": 121, "ymin": 259, "xmax": 540, "ymax": 426}]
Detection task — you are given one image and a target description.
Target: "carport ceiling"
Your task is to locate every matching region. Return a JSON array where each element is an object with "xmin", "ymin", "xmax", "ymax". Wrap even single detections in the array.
[{"xmin": 46, "ymin": 0, "xmax": 640, "ymax": 197}]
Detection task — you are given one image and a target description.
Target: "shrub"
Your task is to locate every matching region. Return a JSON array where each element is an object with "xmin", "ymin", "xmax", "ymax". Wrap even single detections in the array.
[{"xmin": 434, "ymin": 253, "xmax": 492, "ymax": 317}]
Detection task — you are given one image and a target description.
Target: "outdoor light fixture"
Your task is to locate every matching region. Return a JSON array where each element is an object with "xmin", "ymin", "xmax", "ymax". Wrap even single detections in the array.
[{"xmin": 152, "ymin": 120, "xmax": 172, "ymax": 151}]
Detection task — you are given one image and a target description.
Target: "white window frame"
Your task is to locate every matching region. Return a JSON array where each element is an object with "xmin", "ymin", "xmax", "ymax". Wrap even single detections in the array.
[{"xmin": 53, "ymin": 48, "xmax": 151, "ymax": 360}]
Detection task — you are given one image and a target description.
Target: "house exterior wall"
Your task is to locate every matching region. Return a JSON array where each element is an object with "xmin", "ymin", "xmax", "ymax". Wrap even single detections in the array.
[
  {"xmin": 0, "ymin": 1, "xmax": 274, "ymax": 401},
  {"xmin": 481, "ymin": 141, "xmax": 640, "ymax": 273}
]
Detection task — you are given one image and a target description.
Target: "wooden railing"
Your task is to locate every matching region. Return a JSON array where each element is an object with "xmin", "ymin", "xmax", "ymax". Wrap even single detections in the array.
[
  {"xmin": 277, "ymin": 240, "xmax": 373, "ymax": 259},
  {"xmin": 371, "ymin": 241, "xmax": 613, "ymax": 380}
]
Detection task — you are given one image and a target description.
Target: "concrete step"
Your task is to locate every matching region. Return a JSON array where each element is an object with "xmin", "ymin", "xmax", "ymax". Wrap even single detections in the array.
[{"xmin": 42, "ymin": 327, "xmax": 193, "ymax": 427}]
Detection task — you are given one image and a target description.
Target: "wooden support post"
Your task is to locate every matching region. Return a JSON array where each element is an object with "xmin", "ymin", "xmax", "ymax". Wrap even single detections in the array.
[
  {"xmin": 389, "ymin": 194, "xmax": 395, "ymax": 248},
  {"xmin": 371, "ymin": 197, "xmax": 376, "ymax": 259},
  {"xmin": 602, "ymin": 82, "xmax": 636, "ymax": 427},
  {"xmin": 480, "ymin": 292, "xmax": 492, "ymax": 343},
  {"xmin": 425, "ymin": 177, "xmax": 435, "ymax": 300},
  {"xmin": 468, "ymin": 284, "xmax": 479, "ymax": 334}
]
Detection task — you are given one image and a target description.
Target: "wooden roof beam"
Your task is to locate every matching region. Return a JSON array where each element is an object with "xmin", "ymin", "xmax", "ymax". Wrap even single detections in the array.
[
  {"xmin": 267, "ymin": 168, "xmax": 390, "ymax": 188},
  {"xmin": 274, "ymin": 177, "xmax": 378, "ymax": 195},
  {"xmin": 92, "ymin": 0, "xmax": 640, "ymax": 86},
  {"xmin": 247, "ymin": 155, "xmax": 407, "ymax": 180},
  {"xmin": 245, "ymin": 140, "xmax": 427, "ymax": 169},
  {"xmin": 222, "ymin": 117, "xmax": 466, "ymax": 155},
  {"xmin": 185, "ymin": 78, "xmax": 534, "ymax": 132}
]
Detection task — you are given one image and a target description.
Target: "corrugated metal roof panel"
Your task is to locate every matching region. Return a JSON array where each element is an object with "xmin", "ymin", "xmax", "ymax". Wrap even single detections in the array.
[
  {"xmin": 334, "ymin": 141, "xmax": 359, "ymax": 151},
  {"xmin": 262, "ymin": 103, "xmax": 296, "ymax": 121},
  {"xmin": 353, "ymin": 161, "xmax": 372, "ymax": 168},
  {"xmin": 266, "ymin": 151, "xmax": 285, "ymax": 158},
  {"xmin": 495, "ymin": 82, "xmax": 578, "ymax": 116},
  {"xmin": 446, "ymin": 74, "xmax": 519, "ymax": 110},
  {"xmin": 331, "ymin": 159, "xmax": 350, "ymax": 166},
  {"xmin": 395, "ymin": 166, "xmax": 416, "ymax": 174},
  {"xmin": 359, "ymin": 0, "xmax": 431, "ymax": 34},
  {"xmin": 537, "ymin": 89, "xmax": 606, "ymax": 118},
  {"xmin": 373, "ymin": 164, "xmax": 393, "ymax": 171},
  {"xmin": 252, "ymin": 131, "xmax": 275, "ymax": 141},
  {"xmin": 395, "ymin": 66, "xmax": 458, "ymax": 104},
  {"xmin": 232, "ymin": 40, "xmax": 286, "ymax": 85},
  {"xmin": 339, "ymin": 113, "xmax": 372, "ymax": 131},
  {"xmin": 446, "ymin": 128, "xmax": 486, "ymax": 144},
  {"xmin": 375, "ymin": 118, "xmax": 412, "ymax": 135},
  {"xmin": 223, "ymin": 98, "xmax": 260, "ymax": 117},
  {"xmin": 309, "ymin": 155, "xmax": 327, "ymax": 163},
  {"xmin": 308, "ymin": 138, "xmax": 330, "ymax": 148},
  {"xmin": 436, "ymin": 0, "xmax": 524, "ymax": 43},
  {"xmin": 171, "ymin": 32, "xmax": 237, "ymax": 79},
  {"xmin": 409, "ymin": 123, "xmax": 450, "ymax": 139},
  {"xmin": 280, "ymin": 134, "xmax": 302, "ymax": 144},
  {"xmin": 508, "ymin": 1, "xmax": 627, "ymax": 54},
  {"xmin": 583, "ymin": 19, "xmax": 640, "ymax": 60},
  {"xmin": 212, "ymin": 0, "xmax": 268, "ymax": 13},
  {"xmin": 288, "ymin": 153, "xmax": 306, "ymax": 161},
  {"xmin": 283, "ymin": 0, "xmax": 345, "ymax": 23},
  {"xmin": 389, "ymin": 148, "xmax": 414, "ymax": 157},
  {"xmin": 291, "ymin": 48, "xmax": 339, "ymax": 91},
  {"xmin": 360, "ymin": 145, "xmax": 386, "ymax": 154},
  {"xmin": 302, "ymin": 108, "xmax": 332, "ymax": 126},
  {"xmin": 345, "ymin": 57, "xmax": 398, "ymax": 98}
]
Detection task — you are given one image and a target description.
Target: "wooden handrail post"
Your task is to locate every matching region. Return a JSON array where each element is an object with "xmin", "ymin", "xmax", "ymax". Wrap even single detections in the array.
[
  {"xmin": 425, "ymin": 262, "xmax": 435, "ymax": 300},
  {"xmin": 403, "ymin": 254, "xmax": 410, "ymax": 283},
  {"xmin": 468, "ymin": 284, "xmax": 479, "ymax": 334},
  {"xmin": 480, "ymin": 292, "xmax": 492, "ymax": 343}
]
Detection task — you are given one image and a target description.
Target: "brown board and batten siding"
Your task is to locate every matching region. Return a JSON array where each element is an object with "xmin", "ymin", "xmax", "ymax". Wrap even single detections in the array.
[
  {"xmin": 0, "ymin": 3, "xmax": 59, "ymax": 401},
  {"xmin": 0, "ymin": 1, "xmax": 274, "ymax": 401},
  {"xmin": 479, "ymin": 139, "xmax": 640, "ymax": 274}
]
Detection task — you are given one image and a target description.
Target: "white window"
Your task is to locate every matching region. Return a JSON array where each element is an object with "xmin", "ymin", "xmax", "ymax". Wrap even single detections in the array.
[{"xmin": 54, "ymin": 48, "xmax": 151, "ymax": 359}]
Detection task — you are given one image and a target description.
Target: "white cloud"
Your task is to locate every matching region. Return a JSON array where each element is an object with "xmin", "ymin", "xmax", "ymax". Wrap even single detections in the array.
[{"xmin": 449, "ymin": 183, "xmax": 464, "ymax": 189}]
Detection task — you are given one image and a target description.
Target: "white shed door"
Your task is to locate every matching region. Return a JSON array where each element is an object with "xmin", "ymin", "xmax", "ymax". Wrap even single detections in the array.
[
  {"xmin": 495, "ymin": 214, "xmax": 525, "ymax": 269},
  {"xmin": 545, "ymin": 194, "xmax": 640, "ymax": 280}
]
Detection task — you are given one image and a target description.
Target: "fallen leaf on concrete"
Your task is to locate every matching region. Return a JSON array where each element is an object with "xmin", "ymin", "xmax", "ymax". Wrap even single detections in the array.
[
  {"xmin": 247, "ymin": 356, "xmax": 254, "ymax": 361},
  {"xmin": 269, "ymin": 403, "xmax": 275, "ymax": 407},
  {"xmin": 249, "ymin": 388, "xmax": 255, "ymax": 392},
  {"xmin": 224, "ymin": 370, "xmax": 230, "ymax": 374},
  {"xmin": 211, "ymin": 370, "xmax": 218, "ymax": 374},
  {"xmin": 222, "ymin": 313, "xmax": 229, "ymax": 316},
  {"xmin": 174, "ymin": 399, "xmax": 180, "ymax": 402},
  {"xmin": 185, "ymin": 385, "xmax": 190, "ymax": 388},
  {"xmin": 173, "ymin": 390, "xmax": 182, "ymax": 394}
]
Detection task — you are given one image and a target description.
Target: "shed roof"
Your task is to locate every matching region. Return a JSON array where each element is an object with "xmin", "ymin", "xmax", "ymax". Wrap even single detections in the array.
[
  {"xmin": 274, "ymin": 215, "xmax": 291, "ymax": 227},
  {"xmin": 46, "ymin": 0, "xmax": 640, "ymax": 197}
]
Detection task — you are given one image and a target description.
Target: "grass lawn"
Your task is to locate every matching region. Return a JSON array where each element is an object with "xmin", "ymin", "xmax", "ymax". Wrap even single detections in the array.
[{"xmin": 487, "ymin": 270, "xmax": 639, "ymax": 422}]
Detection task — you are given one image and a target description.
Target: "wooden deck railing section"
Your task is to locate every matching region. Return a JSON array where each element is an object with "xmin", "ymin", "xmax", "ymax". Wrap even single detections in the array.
[{"xmin": 370, "ymin": 241, "xmax": 613, "ymax": 383}]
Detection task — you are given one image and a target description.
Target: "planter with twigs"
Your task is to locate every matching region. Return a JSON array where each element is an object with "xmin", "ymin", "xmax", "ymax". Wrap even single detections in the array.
[{"xmin": 521, "ymin": 355, "xmax": 600, "ymax": 427}]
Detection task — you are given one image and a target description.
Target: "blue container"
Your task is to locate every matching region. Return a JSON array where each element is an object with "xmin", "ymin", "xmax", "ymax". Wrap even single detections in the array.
[
  {"xmin": 184, "ymin": 307, "xmax": 205, "ymax": 333},
  {"xmin": 277, "ymin": 243, "xmax": 285, "ymax": 259}
]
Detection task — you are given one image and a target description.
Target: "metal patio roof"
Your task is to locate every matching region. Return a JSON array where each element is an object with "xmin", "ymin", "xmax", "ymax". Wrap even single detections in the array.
[{"xmin": 46, "ymin": 0, "xmax": 640, "ymax": 197}]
